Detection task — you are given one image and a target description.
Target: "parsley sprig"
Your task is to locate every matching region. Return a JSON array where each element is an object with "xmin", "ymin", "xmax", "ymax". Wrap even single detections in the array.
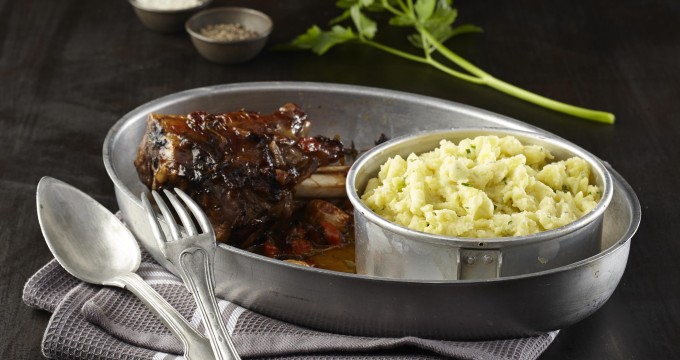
[{"xmin": 287, "ymin": 0, "xmax": 615, "ymax": 124}]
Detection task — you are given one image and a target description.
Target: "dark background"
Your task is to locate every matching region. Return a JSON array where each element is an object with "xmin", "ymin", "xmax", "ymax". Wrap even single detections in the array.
[{"xmin": 1, "ymin": 0, "xmax": 678, "ymax": 358}]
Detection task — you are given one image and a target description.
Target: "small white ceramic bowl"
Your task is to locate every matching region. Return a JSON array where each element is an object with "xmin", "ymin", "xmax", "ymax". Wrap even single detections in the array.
[{"xmin": 129, "ymin": 0, "xmax": 212, "ymax": 33}]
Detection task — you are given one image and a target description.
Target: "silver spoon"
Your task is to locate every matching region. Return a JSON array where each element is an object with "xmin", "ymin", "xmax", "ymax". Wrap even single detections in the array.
[{"xmin": 36, "ymin": 176, "xmax": 214, "ymax": 360}]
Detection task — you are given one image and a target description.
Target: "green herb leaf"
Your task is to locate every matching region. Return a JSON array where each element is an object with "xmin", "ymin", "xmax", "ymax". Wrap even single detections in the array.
[
  {"xmin": 428, "ymin": 0, "xmax": 457, "ymax": 26},
  {"xmin": 288, "ymin": 25, "xmax": 357, "ymax": 55},
  {"xmin": 389, "ymin": 14, "xmax": 416, "ymax": 27},
  {"xmin": 334, "ymin": 0, "xmax": 382, "ymax": 23},
  {"xmin": 337, "ymin": 0, "xmax": 376, "ymax": 8},
  {"xmin": 409, "ymin": 23, "xmax": 482, "ymax": 51},
  {"xmin": 415, "ymin": 0, "xmax": 436, "ymax": 22},
  {"xmin": 330, "ymin": 9, "xmax": 352, "ymax": 25},
  {"xmin": 336, "ymin": 0, "xmax": 356, "ymax": 8},
  {"xmin": 448, "ymin": 24, "xmax": 483, "ymax": 38},
  {"xmin": 407, "ymin": 0, "xmax": 482, "ymax": 52},
  {"xmin": 408, "ymin": 0, "xmax": 457, "ymax": 50},
  {"xmin": 350, "ymin": 5, "xmax": 378, "ymax": 39}
]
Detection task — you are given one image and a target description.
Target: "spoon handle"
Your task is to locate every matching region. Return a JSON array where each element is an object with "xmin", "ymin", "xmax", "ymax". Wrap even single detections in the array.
[
  {"xmin": 177, "ymin": 247, "xmax": 241, "ymax": 360},
  {"xmin": 112, "ymin": 272, "xmax": 215, "ymax": 360}
]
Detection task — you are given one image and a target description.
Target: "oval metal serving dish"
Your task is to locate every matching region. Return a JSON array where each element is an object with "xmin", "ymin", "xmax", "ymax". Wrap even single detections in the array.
[{"xmin": 103, "ymin": 82, "xmax": 641, "ymax": 340}]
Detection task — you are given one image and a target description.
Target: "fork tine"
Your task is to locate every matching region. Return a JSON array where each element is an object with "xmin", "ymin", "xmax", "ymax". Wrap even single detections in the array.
[
  {"xmin": 152, "ymin": 190, "xmax": 181, "ymax": 241},
  {"xmin": 174, "ymin": 188, "xmax": 213, "ymax": 235},
  {"xmin": 163, "ymin": 189, "xmax": 197, "ymax": 236},
  {"xmin": 141, "ymin": 193, "xmax": 167, "ymax": 248}
]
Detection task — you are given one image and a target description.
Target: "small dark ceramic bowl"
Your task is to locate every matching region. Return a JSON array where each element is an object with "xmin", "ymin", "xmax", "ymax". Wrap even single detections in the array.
[{"xmin": 185, "ymin": 7, "xmax": 273, "ymax": 64}]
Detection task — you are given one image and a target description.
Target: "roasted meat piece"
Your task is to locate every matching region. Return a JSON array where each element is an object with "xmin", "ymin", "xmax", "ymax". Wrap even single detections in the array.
[{"xmin": 134, "ymin": 103, "xmax": 345, "ymax": 247}]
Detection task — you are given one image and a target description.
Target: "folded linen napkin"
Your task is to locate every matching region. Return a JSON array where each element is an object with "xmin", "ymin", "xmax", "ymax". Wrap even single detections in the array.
[{"xmin": 23, "ymin": 254, "xmax": 558, "ymax": 360}]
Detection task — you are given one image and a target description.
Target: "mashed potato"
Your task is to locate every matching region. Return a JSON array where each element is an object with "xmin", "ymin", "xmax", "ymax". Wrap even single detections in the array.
[{"xmin": 360, "ymin": 135, "xmax": 602, "ymax": 238}]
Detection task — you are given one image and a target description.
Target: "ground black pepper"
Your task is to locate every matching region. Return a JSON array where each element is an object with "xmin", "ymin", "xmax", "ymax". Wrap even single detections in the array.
[{"xmin": 200, "ymin": 23, "xmax": 258, "ymax": 41}]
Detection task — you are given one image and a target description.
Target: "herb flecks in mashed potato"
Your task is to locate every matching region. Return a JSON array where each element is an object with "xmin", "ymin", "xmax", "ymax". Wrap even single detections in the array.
[{"xmin": 360, "ymin": 135, "xmax": 601, "ymax": 238}]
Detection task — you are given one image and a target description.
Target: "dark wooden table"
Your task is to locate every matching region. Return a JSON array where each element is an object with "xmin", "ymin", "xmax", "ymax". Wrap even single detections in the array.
[{"xmin": 1, "ymin": 0, "xmax": 678, "ymax": 358}]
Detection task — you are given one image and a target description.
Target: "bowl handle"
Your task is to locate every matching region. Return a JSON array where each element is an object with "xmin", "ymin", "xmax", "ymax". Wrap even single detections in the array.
[{"xmin": 459, "ymin": 249, "xmax": 502, "ymax": 279}]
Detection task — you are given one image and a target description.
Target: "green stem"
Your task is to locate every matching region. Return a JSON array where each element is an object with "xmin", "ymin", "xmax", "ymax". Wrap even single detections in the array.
[
  {"xmin": 362, "ymin": 39, "xmax": 427, "ymax": 63},
  {"xmin": 406, "ymin": 0, "xmax": 414, "ymax": 14},
  {"xmin": 420, "ymin": 31, "xmax": 432, "ymax": 60},
  {"xmin": 419, "ymin": 29, "xmax": 615, "ymax": 124},
  {"xmin": 426, "ymin": 58, "xmax": 485, "ymax": 84},
  {"xmin": 381, "ymin": 0, "xmax": 405, "ymax": 17},
  {"xmin": 362, "ymin": 39, "xmax": 483, "ymax": 83}
]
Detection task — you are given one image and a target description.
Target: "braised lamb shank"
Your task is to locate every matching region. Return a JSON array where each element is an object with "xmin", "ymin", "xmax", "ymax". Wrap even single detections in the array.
[{"xmin": 134, "ymin": 103, "xmax": 345, "ymax": 248}]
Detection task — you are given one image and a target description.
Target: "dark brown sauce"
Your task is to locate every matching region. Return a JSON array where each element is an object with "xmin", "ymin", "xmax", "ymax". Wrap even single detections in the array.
[
  {"xmin": 247, "ymin": 197, "xmax": 357, "ymax": 273},
  {"xmin": 305, "ymin": 244, "xmax": 356, "ymax": 273}
]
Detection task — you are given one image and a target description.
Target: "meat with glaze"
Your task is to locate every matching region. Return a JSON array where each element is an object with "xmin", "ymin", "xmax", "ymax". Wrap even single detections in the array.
[{"xmin": 134, "ymin": 103, "xmax": 346, "ymax": 248}]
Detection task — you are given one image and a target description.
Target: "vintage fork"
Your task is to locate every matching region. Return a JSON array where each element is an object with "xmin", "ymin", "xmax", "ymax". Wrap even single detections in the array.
[{"xmin": 141, "ymin": 189, "xmax": 241, "ymax": 360}]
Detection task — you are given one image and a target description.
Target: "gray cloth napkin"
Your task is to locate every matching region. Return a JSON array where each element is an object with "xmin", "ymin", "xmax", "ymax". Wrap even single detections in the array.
[{"xmin": 23, "ymin": 254, "xmax": 558, "ymax": 360}]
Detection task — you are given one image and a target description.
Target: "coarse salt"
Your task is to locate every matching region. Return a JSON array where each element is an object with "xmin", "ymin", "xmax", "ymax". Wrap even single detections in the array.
[{"xmin": 136, "ymin": 0, "xmax": 203, "ymax": 10}]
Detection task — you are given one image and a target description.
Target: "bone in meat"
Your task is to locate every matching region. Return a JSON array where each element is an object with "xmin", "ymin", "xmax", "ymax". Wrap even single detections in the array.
[{"xmin": 134, "ymin": 103, "xmax": 345, "ymax": 247}]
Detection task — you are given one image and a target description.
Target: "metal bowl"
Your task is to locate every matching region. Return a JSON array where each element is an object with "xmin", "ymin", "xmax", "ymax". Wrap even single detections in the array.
[
  {"xmin": 185, "ymin": 7, "xmax": 272, "ymax": 64},
  {"xmin": 129, "ymin": 0, "xmax": 212, "ymax": 33},
  {"xmin": 347, "ymin": 128, "xmax": 613, "ymax": 280},
  {"xmin": 103, "ymin": 82, "xmax": 640, "ymax": 339}
]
